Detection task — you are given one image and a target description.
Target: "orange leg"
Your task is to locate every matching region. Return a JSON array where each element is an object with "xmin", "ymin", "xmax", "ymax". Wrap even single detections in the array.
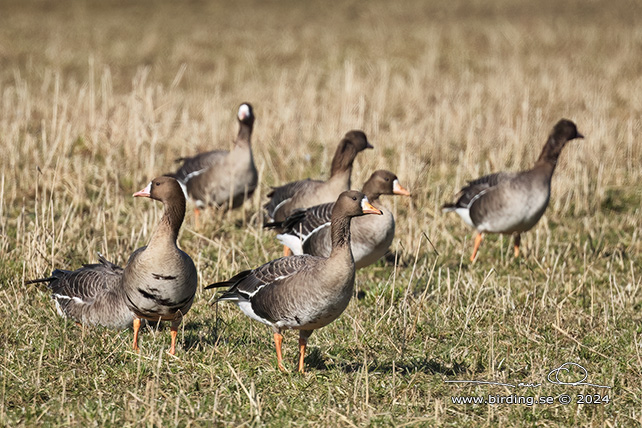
[
  {"xmin": 133, "ymin": 318, "xmax": 141, "ymax": 352},
  {"xmin": 194, "ymin": 207, "xmax": 201, "ymax": 228},
  {"xmin": 169, "ymin": 325, "xmax": 178, "ymax": 355},
  {"xmin": 274, "ymin": 332, "xmax": 287, "ymax": 372},
  {"xmin": 470, "ymin": 233, "xmax": 483, "ymax": 262},
  {"xmin": 283, "ymin": 246, "xmax": 292, "ymax": 257},
  {"xmin": 297, "ymin": 335, "xmax": 308, "ymax": 373},
  {"xmin": 513, "ymin": 234, "xmax": 521, "ymax": 258}
]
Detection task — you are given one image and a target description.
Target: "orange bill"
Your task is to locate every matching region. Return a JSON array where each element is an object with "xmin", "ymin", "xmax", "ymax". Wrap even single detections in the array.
[
  {"xmin": 393, "ymin": 179, "xmax": 411, "ymax": 196},
  {"xmin": 361, "ymin": 197, "xmax": 383, "ymax": 215}
]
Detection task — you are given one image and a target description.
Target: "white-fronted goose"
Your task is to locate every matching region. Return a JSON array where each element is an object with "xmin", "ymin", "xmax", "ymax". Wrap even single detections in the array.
[
  {"xmin": 207, "ymin": 190, "xmax": 383, "ymax": 373},
  {"xmin": 26, "ymin": 254, "xmax": 134, "ymax": 330},
  {"xmin": 125, "ymin": 176, "xmax": 198, "ymax": 354},
  {"xmin": 264, "ymin": 130, "xmax": 373, "ymax": 224},
  {"xmin": 172, "ymin": 102, "xmax": 257, "ymax": 221},
  {"xmin": 442, "ymin": 119, "xmax": 584, "ymax": 261},
  {"xmin": 272, "ymin": 170, "xmax": 410, "ymax": 269},
  {"xmin": 27, "ymin": 176, "xmax": 197, "ymax": 355}
]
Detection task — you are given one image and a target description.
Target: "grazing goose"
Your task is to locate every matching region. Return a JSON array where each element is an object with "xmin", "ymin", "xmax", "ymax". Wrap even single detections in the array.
[
  {"xmin": 27, "ymin": 176, "xmax": 197, "ymax": 355},
  {"xmin": 26, "ymin": 254, "xmax": 134, "ymax": 330},
  {"xmin": 172, "ymin": 102, "xmax": 257, "ymax": 222},
  {"xmin": 264, "ymin": 130, "xmax": 373, "ymax": 224},
  {"xmin": 207, "ymin": 190, "xmax": 383, "ymax": 373},
  {"xmin": 125, "ymin": 176, "xmax": 198, "ymax": 355},
  {"xmin": 272, "ymin": 170, "xmax": 410, "ymax": 269},
  {"xmin": 442, "ymin": 119, "xmax": 584, "ymax": 261}
]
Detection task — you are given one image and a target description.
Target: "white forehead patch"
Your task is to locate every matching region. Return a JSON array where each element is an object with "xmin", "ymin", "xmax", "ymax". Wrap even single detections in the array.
[
  {"xmin": 360, "ymin": 196, "xmax": 370, "ymax": 210},
  {"xmin": 141, "ymin": 182, "xmax": 152, "ymax": 194},
  {"xmin": 238, "ymin": 104, "xmax": 251, "ymax": 120}
]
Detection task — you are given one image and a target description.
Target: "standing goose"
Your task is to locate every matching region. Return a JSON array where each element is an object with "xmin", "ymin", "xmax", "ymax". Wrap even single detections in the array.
[
  {"xmin": 172, "ymin": 102, "xmax": 257, "ymax": 222},
  {"xmin": 264, "ymin": 130, "xmax": 373, "ymax": 224},
  {"xmin": 442, "ymin": 119, "xmax": 584, "ymax": 261},
  {"xmin": 125, "ymin": 176, "xmax": 198, "ymax": 355},
  {"xmin": 27, "ymin": 176, "xmax": 197, "ymax": 355},
  {"xmin": 207, "ymin": 190, "xmax": 383, "ymax": 373},
  {"xmin": 272, "ymin": 170, "xmax": 410, "ymax": 269}
]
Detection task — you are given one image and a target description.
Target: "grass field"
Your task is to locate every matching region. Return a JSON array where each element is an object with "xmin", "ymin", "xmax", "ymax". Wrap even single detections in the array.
[{"xmin": 1, "ymin": 0, "xmax": 641, "ymax": 426}]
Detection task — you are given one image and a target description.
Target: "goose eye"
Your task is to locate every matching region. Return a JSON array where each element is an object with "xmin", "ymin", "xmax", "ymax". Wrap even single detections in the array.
[
  {"xmin": 385, "ymin": 177, "xmax": 390, "ymax": 181},
  {"xmin": 155, "ymin": 182, "xmax": 161, "ymax": 186},
  {"xmin": 352, "ymin": 196, "xmax": 357, "ymax": 201}
]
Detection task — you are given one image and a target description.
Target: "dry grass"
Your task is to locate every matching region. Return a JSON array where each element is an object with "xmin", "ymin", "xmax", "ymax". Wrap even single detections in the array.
[{"xmin": 1, "ymin": 0, "xmax": 641, "ymax": 426}]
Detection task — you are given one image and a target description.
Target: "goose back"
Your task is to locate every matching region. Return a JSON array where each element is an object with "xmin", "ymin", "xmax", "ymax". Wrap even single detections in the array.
[{"xmin": 27, "ymin": 255, "xmax": 134, "ymax": 329}]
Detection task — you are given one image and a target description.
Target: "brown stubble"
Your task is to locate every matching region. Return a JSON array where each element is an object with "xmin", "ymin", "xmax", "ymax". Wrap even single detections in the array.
[{"xmin": 1, "ymin": 0, "xmax": 640, "ymax": 426}]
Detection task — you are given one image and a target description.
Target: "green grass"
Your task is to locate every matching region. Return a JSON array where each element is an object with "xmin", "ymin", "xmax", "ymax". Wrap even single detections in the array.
[{"xmin": 1, "ymin": 0, "xmax": 641, "ymax": 426}]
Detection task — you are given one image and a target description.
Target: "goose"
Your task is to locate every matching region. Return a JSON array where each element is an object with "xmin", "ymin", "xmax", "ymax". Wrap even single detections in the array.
[
  {"xmin": 272, "ymin": 170, "xmax": 410, "ymax": 269},
  {"xmin": 28, "ymin": 176, "xmax": 197, "ymax": 355},
  {"xmin": 172, "ymin": 102, "xmax": 257, "ymax": 222},
  {"xmin": 26, "ymin": 254, "xmax": 134, "ymax": 330},
  {"xmin": 207, "ymin": 190, "xmax": 382, "ymax": 373},
  {"xmin": 125, "ymin": 176, "xmax": 198, "ymax": 355},
  {"xmin": 442, "ymin": 119, "xmax": 584, "ymax": 261},
  {"xmin": 264, "ymin": 130, "xmax": 373, "ymax": 224}
]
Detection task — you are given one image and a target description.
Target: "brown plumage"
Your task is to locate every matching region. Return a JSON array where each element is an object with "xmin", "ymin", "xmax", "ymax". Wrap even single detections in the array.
[
  {"xmin": 125, "ymin": 176, "xmax": 198, "ymax": 355},
  {"xmin": 27, "ymin": 176, "xmax": 197, "ymax": 355},
  {"xmin": 442, "ymin": 119, "xmax": 584, "ymax": 261},
  {"xmin": 264, "ymin": 130, "xmax": 373, "ymax": 224},
  {"xmin": 208, "ymin": 190, "xmax": 383, "ymax": 373},
  {"xmin": 26, "ymin": 254, "xmax": 134, "ymax": 330},
  {"xmin": 272, "ymin": 170, "xmax": 411, "ymax": 269}
]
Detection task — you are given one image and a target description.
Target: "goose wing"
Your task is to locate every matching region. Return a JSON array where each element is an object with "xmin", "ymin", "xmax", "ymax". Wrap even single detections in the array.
[
  {"xmin": 264, "ymin": 179, "xmax": 319, "ymax": 220},
  {"xmin": 207, "ymin": 255, "xmax": 318, "ymax": 298},
  {"xmin": 173, "ymin": 150, "xmax": 227, "ymax": 184},
  {"xmin": 27, "ymin": 254, "xmax": 132, "ymax": 329},
  {"xmin": 270, "ymin": 203, "xmax": 333, "ymax": 254},
  {"xmin": 445, "ymin": 172, "xmax": 516, "ymax": 209}
]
